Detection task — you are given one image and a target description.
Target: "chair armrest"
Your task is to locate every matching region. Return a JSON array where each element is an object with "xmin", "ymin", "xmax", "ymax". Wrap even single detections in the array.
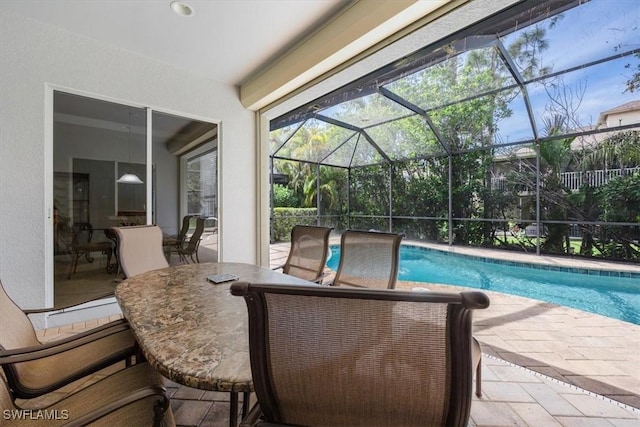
[
  {"xmin": 0, "ymin": 320, "xmax": 132, "ymax": 364},
  {"xmin": 311, "ymin": 271, "xmax": 332, "ymax": 285},
  {"xmin": 23, "ymin": 292, "xmax": 116, "ymax": 314},
  {"xmin": 64, "ymin": 385, "xmax": 171, "ymax": 427},
  {"xmin": 239, "ymin": 403, "xmax": 262, "ymax": 427}
]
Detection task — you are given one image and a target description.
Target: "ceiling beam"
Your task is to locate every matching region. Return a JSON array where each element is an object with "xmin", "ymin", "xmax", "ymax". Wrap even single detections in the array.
[{"xmin": 240, "ymin": 0, "xmax": 452, "ymax": 111}]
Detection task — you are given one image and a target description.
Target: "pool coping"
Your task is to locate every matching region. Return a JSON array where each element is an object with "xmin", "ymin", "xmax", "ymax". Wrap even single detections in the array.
[
  {"xmin": 400, "ymin": 240, "xmax": 640, "ymax": 278},
  {"xmin": 404, "ymin": 239, "xmax": 640, "ymax": 277}
]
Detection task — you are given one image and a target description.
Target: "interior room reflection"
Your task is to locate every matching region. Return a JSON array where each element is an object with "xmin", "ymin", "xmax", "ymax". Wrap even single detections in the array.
[{"xmin": 53, "ymin": 92, "xmax": 218, "ymax": 307}]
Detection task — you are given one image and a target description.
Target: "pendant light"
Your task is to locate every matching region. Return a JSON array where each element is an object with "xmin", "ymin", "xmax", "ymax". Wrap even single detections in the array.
[{"xmin": 117, "ymin": 108, "xmax": 144, "ymax": 184}]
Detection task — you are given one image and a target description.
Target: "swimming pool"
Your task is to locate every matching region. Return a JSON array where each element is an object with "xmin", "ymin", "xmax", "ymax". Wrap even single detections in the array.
[{"xmin": 326, "ymin": 245, "xmax": 640, "ymax": 325}]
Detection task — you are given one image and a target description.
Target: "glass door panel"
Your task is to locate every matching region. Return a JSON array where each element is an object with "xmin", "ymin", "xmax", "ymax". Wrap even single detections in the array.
[
  {"xmin": 53, "ymin": 92, "xmax": 148, "ymax": 306},
  {"xmin": 52, "ymin": 92, "xmax": 218, "ymax": 306}
]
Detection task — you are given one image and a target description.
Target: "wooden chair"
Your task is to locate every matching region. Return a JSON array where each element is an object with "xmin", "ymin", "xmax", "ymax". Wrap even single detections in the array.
[
  {"xmin": 164, "ymin": 217, "xmax": 205, "ymax": 264},
  {"xmin": 330, "ymin": 230, "xmax": 403, "ymax": 289},
  {"xmin": 0, "ymin": 362, "xmax": 175, "ymax": 426},
  {"xmin": 67, "ymin": 222, "xmax": 113, "ymax": 279},
  {"xmin": 273, "ymin": 225, "xmax": 333, "ymax": 283},
  {"xmin": 231, "ymin": 282, "xmax": 490, "ymax": 427},
  {"xmin": 112, "ymin": 225, "xmax": 169, "ymax": 278},
  {"xmin": 0, "ymin": 280, "xmax": 136, "ymax": 399}
]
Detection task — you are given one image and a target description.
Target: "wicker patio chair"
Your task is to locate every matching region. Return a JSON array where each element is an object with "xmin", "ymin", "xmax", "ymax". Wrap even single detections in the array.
[
  {"xmin": 112, "ymin": 225, "xmax": 169, "ymax": 278},
  {"xmin": 0, "ymin": 362, "xmax": 175, "ymax": 427},
  {"xmin": 231, "ymin": 282, "xmax": 490, "ymax": 427},
  {"xmin": 273, "ymin": 225, "xmax": 333, "ymax": 283},
  {"xmin": 329, "ymin": 230, "xmax": 403, "ymax": 289},
  {"xmin": 164, "ymin": 217, "xmax": 205, "ymax": 264},
  {"xmin": 0, "ymin": 280, "xmax": 136, "ymax": 399}
]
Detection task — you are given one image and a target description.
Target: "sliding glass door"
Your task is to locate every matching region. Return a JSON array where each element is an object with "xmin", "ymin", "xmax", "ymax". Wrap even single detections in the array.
[{"xmin": 52, "ymin": 91, "xmax": 218, "ymax": 306}]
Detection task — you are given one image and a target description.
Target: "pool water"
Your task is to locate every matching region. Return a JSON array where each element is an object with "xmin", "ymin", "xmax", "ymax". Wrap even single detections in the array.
[{"xmin": 326, "ymin": 245, "xmax": 640, "ymax": 325}]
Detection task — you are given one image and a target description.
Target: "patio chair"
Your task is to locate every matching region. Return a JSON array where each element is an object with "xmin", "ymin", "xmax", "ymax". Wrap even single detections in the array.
[
  {"xmin": 0, "ymin": 362, "xmax": 175, "ymax": 426},
  {"xmin": 273, "ymin": 225, "xmax": 333, "ymax": 283},
  {"xmin": 412, "ymin": 286, "xmax": 484, "ymax": 397},
  {"xmin": 67, "ymin": 222, "xmax": 113, "ymax": 279},
  {"xmin": 162, "ymin": 214, "xmax": 195, "ymax": 250},
  {"xmin": 112, "ymin": 225, "xmax": 169, "ymax": 278},
  {"xmin": 329, "ymin": 230, "xmax": 403, "ymax": 289},
  {"xmin": 231, "ymin": 282, "xmax": 490, "ymax": 427},
  {"xmin": 0, "ymin": 280, "xmax": 136, "ymax": 399},
  {"xmin": 164, "ymin": 216, "xmax": 205, "ymax": 264}
]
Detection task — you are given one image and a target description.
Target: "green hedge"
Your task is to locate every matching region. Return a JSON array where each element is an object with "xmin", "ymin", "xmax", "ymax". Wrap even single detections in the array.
[{"xmin": 272, "ymin": 208, "xmax": 318, "ymax": 242}]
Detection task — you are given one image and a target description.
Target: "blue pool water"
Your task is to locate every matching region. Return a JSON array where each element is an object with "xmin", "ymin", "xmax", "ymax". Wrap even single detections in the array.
[{"xmin": 326, "ymin": 245, "xmax": 640, "ymax": 325}]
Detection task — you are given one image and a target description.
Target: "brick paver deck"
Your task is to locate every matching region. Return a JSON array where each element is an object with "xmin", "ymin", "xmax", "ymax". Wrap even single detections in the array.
[{"xmin": 31, "ymin": 242, "xmax": 640, "ymax": 426}]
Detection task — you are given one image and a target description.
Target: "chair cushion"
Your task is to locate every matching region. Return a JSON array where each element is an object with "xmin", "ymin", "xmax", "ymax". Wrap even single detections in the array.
[
  {"xmin": 10, "ymin": 327, "xmax": 135, "ymax": 396},
  {"xmin": 0, "ymin": 282, "xmax": 41, "ymax": 350},
  {"xmin": 2, "ymin": 363, "xmax": 175, "ymax": 427}
]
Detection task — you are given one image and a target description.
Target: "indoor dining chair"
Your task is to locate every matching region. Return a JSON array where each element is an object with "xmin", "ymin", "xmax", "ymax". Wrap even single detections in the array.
[
  {"xmin": 273, "ymin": 225, "xmax": 333, "ymax": 283},
  {"xmin": 231, "ymin": 282, "xmax": 490, "ymax": 427},
  {"xmin": 0, "ymin": 280, "xmax": 136, "ymax": 400},
  {"xmin": 67, "ymin": 222, "xmax": 114, "ymax": 279},
  {"xmin": 0, "ymin": 362, "xmax": 175, "ymax": 426},
  {"xmin": 329, "ymin": 229, "xmax": 403, "ymax": 289},
  {"xmin": 112, "ymin": 225, "xmax": 169, "ymax": 278}
]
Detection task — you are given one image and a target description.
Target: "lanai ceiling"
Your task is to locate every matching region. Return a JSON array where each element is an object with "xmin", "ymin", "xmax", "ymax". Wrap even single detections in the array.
[{"xmin": 0, "ymin": 0, "xmax": 349, "ymax": 86}]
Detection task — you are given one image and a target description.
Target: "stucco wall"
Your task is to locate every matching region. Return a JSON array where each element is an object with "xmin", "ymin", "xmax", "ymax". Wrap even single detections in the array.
[{"xmin": 0, "ymin": 9, "xmax": 257, "ymax": 325}]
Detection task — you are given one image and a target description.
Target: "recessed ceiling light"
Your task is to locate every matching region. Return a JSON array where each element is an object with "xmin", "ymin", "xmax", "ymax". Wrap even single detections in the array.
[{"xmin": 171, "ymin": 1, "xmax": 194, "ymax": 17}]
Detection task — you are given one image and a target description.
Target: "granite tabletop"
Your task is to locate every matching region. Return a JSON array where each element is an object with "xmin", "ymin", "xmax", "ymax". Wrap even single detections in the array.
[{"xmin": 114, "ymin": 262, "xmax": 313, "ymax": 392}]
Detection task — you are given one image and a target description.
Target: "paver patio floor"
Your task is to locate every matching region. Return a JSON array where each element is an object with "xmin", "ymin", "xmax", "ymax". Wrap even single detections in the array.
[{"xmin": 29, "ymin": 241, "xmax": 640, "ymax": 426}]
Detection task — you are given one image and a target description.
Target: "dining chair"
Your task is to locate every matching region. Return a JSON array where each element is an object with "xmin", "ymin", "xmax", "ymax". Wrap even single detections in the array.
[
  {"xmin": 231, "ymin": 282, "xmax": 490, "ymax": 427},
  {"xmin": 0, "ymin": 362, "xmax": 175, "ymax": 426},
  {"xmin": 412, "ymin": 286, "xmax": 484, "ymax": 396},
  {"xmin": 162, "ymin": 214, "xmax": 195, "ymax": 250},
  {"xmin": 273, "ymin": 225, "xmax": 333, "ymax": 283},
  {"xmin": 0, "ymin": 280, "xmax": 136, "ymax": 399},
  {"xmin": 164, "ymin": 216, "xmax": 205, "ymax": 264},
  {"xmin": 67, "ymin": 222, "xmax": 114, "ymax": 279},
  {"xmin": 329, "ymin": 229, "xmax": 403, "ymax": 289},
  {"xmin": 112, "ymin": 225, "xmax": 169, "ymax": 278}
]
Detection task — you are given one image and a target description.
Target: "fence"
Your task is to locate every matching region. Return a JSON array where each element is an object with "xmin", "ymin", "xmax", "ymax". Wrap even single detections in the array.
[{"xmin": 490, "ymin": 167, "xmax": 639, "ymax": 192}]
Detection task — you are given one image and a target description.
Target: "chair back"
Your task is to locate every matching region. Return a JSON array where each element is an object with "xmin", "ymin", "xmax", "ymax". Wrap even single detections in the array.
[
  {"xmin": 0, "ymin": 281, "xmax": 39, "ymax": 351},
  {"xmin": 182, "ymin": 217, "xmax": 205, "ymax": 255},
  {"xmin": 231, "ymin": 282, "xmax": 489, "ymax": 427},
  {"xmin": 333, "ymin": 230, "xmax": 403, "ymax": 289},
  {"xmin": 112, "ymin": 225, "xmax": 169, "ymax": 278},
  {"xmin": 176, "ymin": 215, "xmax": 195, "ymax": 246},
  {"xmin": 71, "ymin": 222, "xmax": 95, "ymax": 246},
  {"xmin": 282, "ymin": 225, "xmax": 333, "ymax": 282},
  {"xmin": 0, "ymin": 375, "xmax": 16, "ymax": 412}
]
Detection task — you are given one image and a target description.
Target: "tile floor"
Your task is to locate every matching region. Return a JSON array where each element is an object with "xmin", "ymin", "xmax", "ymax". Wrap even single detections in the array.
[{"xmin": 32, "ymin": 241, "xmax": 640, "ymax": 426}]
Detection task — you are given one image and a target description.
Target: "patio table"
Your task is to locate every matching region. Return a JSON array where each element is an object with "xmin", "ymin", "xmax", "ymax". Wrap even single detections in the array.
[{"xmin": 114, "ymin": 262, "xmax": 314, "ymax": 426}]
